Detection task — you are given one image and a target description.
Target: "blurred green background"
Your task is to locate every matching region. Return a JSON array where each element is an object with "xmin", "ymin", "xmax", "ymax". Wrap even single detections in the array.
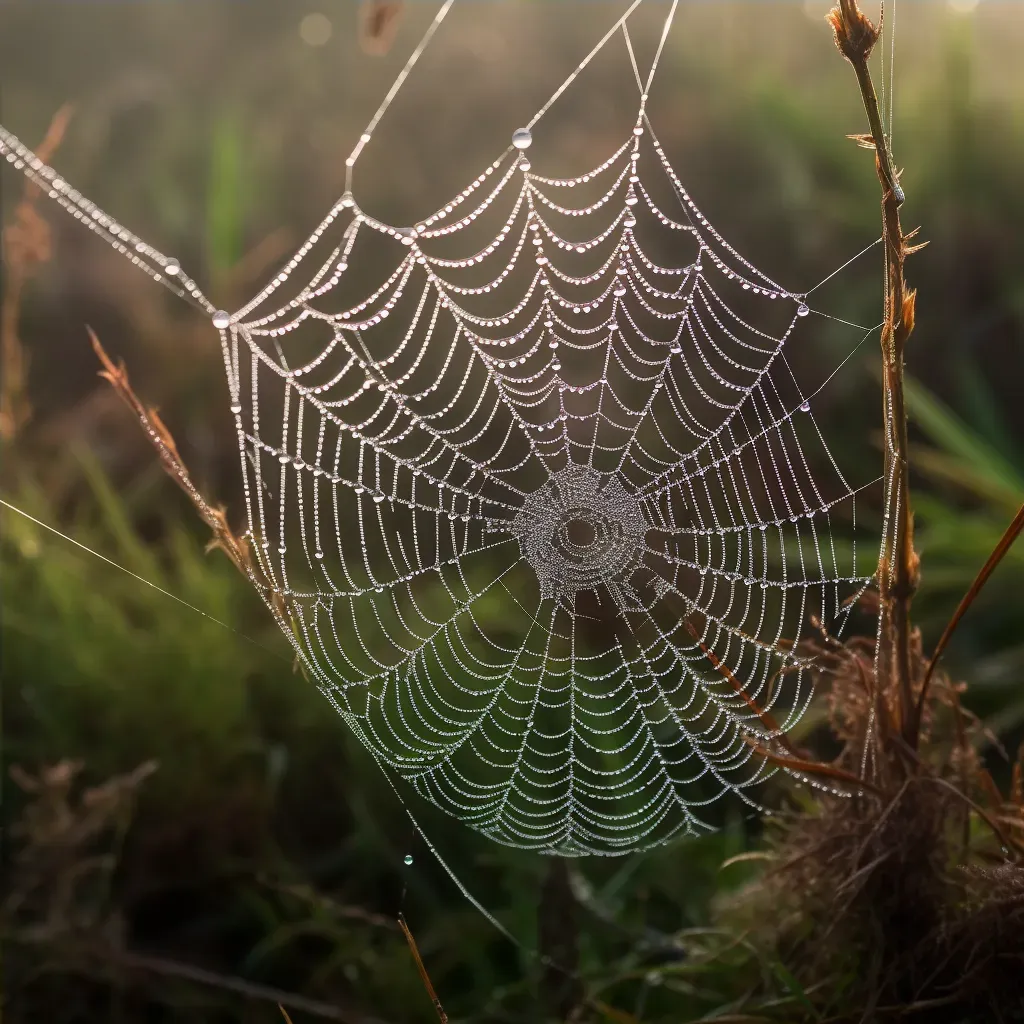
[{"xmin": 2, "ymin": 2, "xmax": 1023, "ymax": 1021}]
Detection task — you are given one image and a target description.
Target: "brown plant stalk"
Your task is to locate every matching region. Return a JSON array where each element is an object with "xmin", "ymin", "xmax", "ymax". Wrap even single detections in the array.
[
  {"xmin": 397, "ymin": 913, "xmax": 448, "ymax": 1024},
  {"xmin": 828, "ymin": 0, "xmax": 923, "ymax": 750},
  {"xmin": 88, "ymin": 329, "xmax": 295, "ymax": 630}
]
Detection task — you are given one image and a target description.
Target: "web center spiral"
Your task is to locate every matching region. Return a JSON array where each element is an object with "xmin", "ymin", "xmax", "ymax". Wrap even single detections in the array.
[{"xmin": 513, "ymin": 465, "xmax": 649, "ymax": 604}]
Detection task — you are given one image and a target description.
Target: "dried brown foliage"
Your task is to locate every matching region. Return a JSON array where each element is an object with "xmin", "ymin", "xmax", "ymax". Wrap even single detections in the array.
[
  {"xmin": 5, "ymin": 759, "xmax": 156, "ymax": 943},
  {"xmin": 827, "ymin": 0, "xmax": 879, "ymax": 65},
  {"xmin": 715, "ymin": 618, "xmax": 1024, "ymax": 1020},
  {"xmin": 1, "ymin": 105, "xmax": 72, "ymax": 440},
  {"xmin": 4, "ymin": 762, "xmax": 385, "ymax": 1022}
]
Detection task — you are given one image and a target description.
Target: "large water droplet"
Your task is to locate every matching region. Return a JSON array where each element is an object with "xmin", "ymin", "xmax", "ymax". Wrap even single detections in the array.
[
  {"xmin": 164, "ymin": 260, "xmax": 181, "ymax": 277},
  {"xmin": 212, "ymin": 310, "xmax": 231, "ymax": 329},
  {"xmin": 799, "ymin": 400, "xmax": 811, "ymax": 413},
  {"xmin": 512, "ymin": 128, "xmax": 533, "ymax": 150},
  {"xmin": 797, "ymin": 302, "xmax": 810, "ymax": 317},
  {"xmin": 403, "ymin": 853, "xmax": 414, "ymax": 866}
]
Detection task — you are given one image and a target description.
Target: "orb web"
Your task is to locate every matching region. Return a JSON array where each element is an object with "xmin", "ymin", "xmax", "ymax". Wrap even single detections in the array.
[
  {"xmin": 0, "ymin": 1, "xmax": 876, "ymax": 856},
  {"xmin": 215, "ymin": 9, "xmax": 874, "ymax": 856}
]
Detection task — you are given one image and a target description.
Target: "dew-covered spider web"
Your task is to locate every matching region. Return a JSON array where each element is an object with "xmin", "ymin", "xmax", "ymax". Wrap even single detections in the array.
[{"xmin": 0, "ymin": 0, "xmax": 881, "ymax": 857}]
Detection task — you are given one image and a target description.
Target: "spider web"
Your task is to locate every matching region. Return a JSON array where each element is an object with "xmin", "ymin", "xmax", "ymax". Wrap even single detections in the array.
[{"xmin": 0, "ymin": 1, "xmax": 877, "ymax": 857}]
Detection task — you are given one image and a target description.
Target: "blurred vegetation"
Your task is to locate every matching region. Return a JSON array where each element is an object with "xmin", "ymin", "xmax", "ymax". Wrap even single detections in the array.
[
  {"xmin": 3, "ymin": 2, "xmax": 1024, "ymax": 1022},
  {"xmin": 907, "ymin": 373, "xmax": 1024, "ymax": 748}
]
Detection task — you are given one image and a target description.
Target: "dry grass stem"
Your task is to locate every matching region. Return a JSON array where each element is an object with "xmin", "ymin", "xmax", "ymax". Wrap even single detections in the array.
[
  {"xmin": 397, "ymin": 913, "xmax": 448, "ymax": 1023},
  {"xmin": 917, "ymin": 502, "xmax": 1024, "ymax": 719},
  {"xmin": 87, "ymin": 329, "xmax": 297, "ymax": 626}
]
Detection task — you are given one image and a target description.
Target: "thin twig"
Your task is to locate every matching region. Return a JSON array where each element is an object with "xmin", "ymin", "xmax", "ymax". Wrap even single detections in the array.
[
  {"xmin": 750, "ymin": 744, "xmax": 883, "ymax": 797},
  {"xmin": 112, "ymin": 948, "xmax": 388, "ymax": 1024},
  {"xmin": 88, "ymin": 329, "xmax": 300, "ymax": 617},
  {"xmin": 914, "ymin": 503, "xmax": 1024, "ymax": 732},
  {"xmin": 675, "ymin": 609, "xmax": 799, "ymax": 757},
  {"xmin": 1, "ymin": 938, "xmax": 391, "ymax": 1024},
  {"xmin": 397, "ymin": 913, "xmax": 448, "ymax": 1023},
  {"xmin": 828, "ymin": 0, "xmax": 921, "ymax": 747},
  {"xmin": 88, "ymin": 329, "xmax": 253, "ymax": 578}
]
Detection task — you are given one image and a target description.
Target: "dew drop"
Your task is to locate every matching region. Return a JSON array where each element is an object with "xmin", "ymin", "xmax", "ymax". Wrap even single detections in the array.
[
  {"xmin": 404, "ymin": 854, "xmax": 414, "ymax": 866},
  {"xmin": 212, "ymin": 310, "xmax": 231, "ymax": 329},
  {"xmin": 512, "ymin": 128, "xmax": 533, "ymax": 150},
  {"xmin": 799, "ymin": 400, "xmax": 811, "ymax": 413},
  {"xmin": 797, "ymin": 302, "xmax": 810, "ymax": 317}
]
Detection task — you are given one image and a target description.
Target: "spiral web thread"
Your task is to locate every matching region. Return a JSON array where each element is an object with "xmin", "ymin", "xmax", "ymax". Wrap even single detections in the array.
[{"xmin": 0, "ymin": 1, "xmax": 877, "ymax": 856}]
